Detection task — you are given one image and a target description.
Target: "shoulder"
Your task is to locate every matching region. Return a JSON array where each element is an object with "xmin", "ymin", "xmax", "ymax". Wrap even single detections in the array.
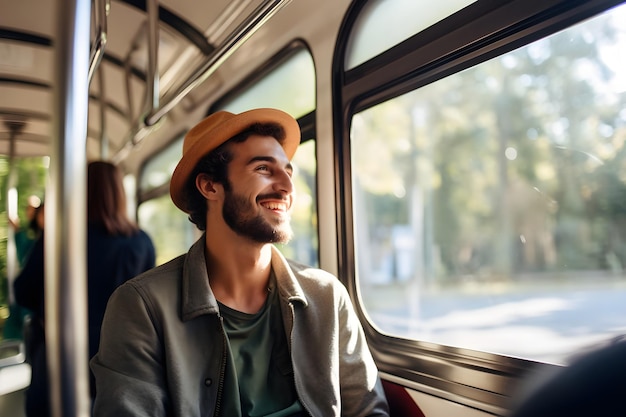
[
  {"xmin": 87, "ymin": 226, "xmax": 143, "ymax": 246},
  {"xmin": 287, "ymin": 259, "xmax": 340, "ymax": 285},
  {"xmin": 511, "ymin": 340, "xmax": 626, "ymax": 417},
  {"xmin": 107, "ymin": 255, "xmax": 185, "ymax": 317},
  {"xmin": 116, "ymin": 229, "xmax": 154, "ymax": 251},
  {"xmin": 135, "ymin": 228, "xmax": 153, "ymax": 241},
  {"xmin": 134, "ymin": 229, "xmax": 156, "ymax": 255},
  {"xmin": 285, "ymin": 259, "xmax": 352, "ymax": 306},
  {"xmin": 128, "ymin": 228, "xmax": 155, "ymax": 247},
  {"xmin": 125, "ymin": 254, "xmax": 184, "ymax": 289}
]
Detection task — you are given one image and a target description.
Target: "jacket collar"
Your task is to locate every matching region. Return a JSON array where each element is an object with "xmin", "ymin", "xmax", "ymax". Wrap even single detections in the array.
[
  {"xmin": 181, "ymin": 236, "xmax": 217, "ymax": 321},
  {"xmin": 270, "ymin": 245, "xmax": 307, "ymax": 307},
  {"xmin": 181, "ymin": 236, "xmax": 308, "ymax": 321}
]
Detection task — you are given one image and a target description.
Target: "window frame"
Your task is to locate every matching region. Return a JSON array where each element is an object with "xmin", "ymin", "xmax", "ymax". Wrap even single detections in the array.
[{"xmin": 332, "ymin": 0, "xmax": 626, "ymax": 413}]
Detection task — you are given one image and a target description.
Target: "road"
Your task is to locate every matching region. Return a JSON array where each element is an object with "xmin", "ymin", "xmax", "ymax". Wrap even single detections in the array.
[{"xmin": 366, "ymin": 280, "xmax": 626, "ymax": 364}]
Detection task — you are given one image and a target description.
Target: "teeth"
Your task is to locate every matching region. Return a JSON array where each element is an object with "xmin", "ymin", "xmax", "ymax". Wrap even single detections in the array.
[{"xmin": 263, "ymin": 202, "xmax": 286, "ymax": 210}]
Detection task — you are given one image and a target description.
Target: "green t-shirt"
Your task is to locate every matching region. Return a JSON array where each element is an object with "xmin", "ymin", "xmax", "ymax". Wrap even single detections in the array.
[{"xmin": 218, "ymin": 279, "xmax": 305, "ymax": 417}]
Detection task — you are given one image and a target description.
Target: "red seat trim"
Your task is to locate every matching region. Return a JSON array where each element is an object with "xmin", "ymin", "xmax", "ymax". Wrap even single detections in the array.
[{"xmin": 382, "ymin": 379, "xmax": 426, "ymax": 417}]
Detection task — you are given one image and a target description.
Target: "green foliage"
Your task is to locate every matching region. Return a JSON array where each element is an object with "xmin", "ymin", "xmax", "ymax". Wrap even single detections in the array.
[
  {"xmin": 0, "ymin": 156, "xmax": 48, "ymax": 316},
  {"xmin": 352, "ymin": 10, "xmax": 626, "ymax": 284}
]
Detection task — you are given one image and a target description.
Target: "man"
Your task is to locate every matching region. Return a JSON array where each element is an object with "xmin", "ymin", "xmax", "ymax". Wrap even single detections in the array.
[{"xmin": 91, "ymin": 108, "xmax": 390, "ymax": 417}]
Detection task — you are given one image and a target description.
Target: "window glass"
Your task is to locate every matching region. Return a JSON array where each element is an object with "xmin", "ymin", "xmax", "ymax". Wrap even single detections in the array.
[
  {"xmin": 345, "ymin": 0, "xmax": 476, "ymax": 69},
  {"xmin": 139, "ymin": 137, "xmax": 183, "ymax": 192},
  {"xmin": 275, "ymin": 139, "xmax": 318, "ymax": 267},
  {"xmin": 219, "ymin": 48, "xmax": 316, "ymax": 119},
  {"xmin": 218, "ymin": 48, "xmax": 318, "ymax": 266},
  {"xmin": 352, "ymin": 4, "xmax": 626, "ymax": 364},
  {"xmin": 138, "ymin": 193, "xmax": 200, "ymax": 266},
  {"xmin": 0, "ymin": 156, "xmax": 48, "ymax": 342},
  {"xmin": 137, "ymin": 137, "xmax": 199, "ymax": 265}
]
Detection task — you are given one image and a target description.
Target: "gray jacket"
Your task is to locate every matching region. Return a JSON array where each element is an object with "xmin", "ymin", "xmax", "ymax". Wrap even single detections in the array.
[{"xmin": 91, "ymin": 237, "xmax": 389, "ymax": 417}]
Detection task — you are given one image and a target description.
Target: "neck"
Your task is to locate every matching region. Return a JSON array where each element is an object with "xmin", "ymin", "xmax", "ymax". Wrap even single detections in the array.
[{"xmin": 205, "ymin": 231, "xmax": 273, "ymax": 313}]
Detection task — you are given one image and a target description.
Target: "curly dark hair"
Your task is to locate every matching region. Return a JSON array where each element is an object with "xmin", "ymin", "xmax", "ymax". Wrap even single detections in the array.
[{"xmin": 184, "ymin": 122, "xmax": 286, "ymax": 230}]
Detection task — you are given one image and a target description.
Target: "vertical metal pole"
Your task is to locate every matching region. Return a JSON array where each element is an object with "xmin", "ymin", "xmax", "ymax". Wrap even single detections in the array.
[
  {"xmin": 98, "ymin": 66, "xmax": 108, "ymax": 160},
  {"xmin": 49, "ymin": 0, "xmax": 91, "ymax": 416},
  {"xmin": 5, "ymin": 127, "xmax": 19, "ymax": 304}
]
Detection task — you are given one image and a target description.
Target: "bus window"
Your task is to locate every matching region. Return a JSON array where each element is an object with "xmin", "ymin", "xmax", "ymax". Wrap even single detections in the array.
[
  {"xmin": 351, "ymin": 3, "xmax": 626, "ymax": 365},
  {"xmin": 275, "ymin": 139, "xmax": 318, "ymax": 267},
  {"xmin": 138, "ymin": 138, "xmax": 199, "ymax": 265},
  {"xmin": 345, "ymin": 0, "xmax": 476, "ymax": 70},
  {"xmin": 137, "ymin": 192, "xmax": 198, "ymax": 266},
  {"xmin": 216, "ymin": 47, "xmax": 319, "ymax": 266},
  {"xmin": 139, "ymin": 138, "xmax": 182, "ymax": 192},
  {"xmin": 0, "ymin": 156, "xmax": 48, "ymax": 342},
  {"xmin": 217, "ymin": 48, "xmax": 316, "ymax": 120}
]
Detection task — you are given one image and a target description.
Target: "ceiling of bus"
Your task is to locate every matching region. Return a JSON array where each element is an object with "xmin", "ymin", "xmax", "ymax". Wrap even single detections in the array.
[{"xmin": 0, "ymin": 0, "xmax": 269, "ymax": 160}]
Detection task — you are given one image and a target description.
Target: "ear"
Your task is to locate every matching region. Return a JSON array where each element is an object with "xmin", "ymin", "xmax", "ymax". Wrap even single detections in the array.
[{"xmin": 195, "ymin": 173, "xmax": 222, "ymax": 201}]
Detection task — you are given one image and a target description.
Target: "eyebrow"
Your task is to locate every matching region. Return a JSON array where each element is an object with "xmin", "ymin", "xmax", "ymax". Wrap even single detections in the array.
[{"xmin": 248, "ymin": 155, "xmax": 293, "ymax": 172}]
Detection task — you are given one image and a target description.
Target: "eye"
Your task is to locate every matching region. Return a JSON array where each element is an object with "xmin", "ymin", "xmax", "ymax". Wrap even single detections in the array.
[{"xmin": 255, "ymin": 165, "xmax": 270, "ymax": 172}]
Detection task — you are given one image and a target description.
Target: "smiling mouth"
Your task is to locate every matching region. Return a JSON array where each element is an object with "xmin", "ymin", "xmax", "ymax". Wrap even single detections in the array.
[{"xmin": 261, "ymin": 201, "xmax": 288, "ymax": 212}]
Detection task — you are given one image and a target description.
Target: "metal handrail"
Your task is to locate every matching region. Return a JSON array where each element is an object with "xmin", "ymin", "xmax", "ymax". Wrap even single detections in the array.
[
  {"xmin": 144, "ymin": 0, "xmax": 160, "ymax": 115},
  {"xmin": 112, "ymin": 0, "xmax": 291, "ymax": 161},
  {"xmin": 143, "ymin": 0, "xmax": 291, "ymax": 127},
  {"xmin": 88, "ymin": 0, "xmax": 109, "ymax": 84}
]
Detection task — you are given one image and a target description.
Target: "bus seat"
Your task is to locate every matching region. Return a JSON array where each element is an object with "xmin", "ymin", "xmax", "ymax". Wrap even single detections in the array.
[{"xmin": 382, "ymin": 379, "xmax": 426, "ymax": 417}]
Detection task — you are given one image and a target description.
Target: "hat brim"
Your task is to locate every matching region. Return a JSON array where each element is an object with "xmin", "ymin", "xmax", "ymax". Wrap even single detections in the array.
[{"xmin": 170, "ymin": 108, "xmax": 301, "ymax": 213}]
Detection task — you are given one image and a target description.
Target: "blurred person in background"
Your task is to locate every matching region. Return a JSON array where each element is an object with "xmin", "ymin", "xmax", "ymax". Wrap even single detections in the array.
[
  {"xmin": 14, "ymin": 160, "xmax": 156, "ymax": 417},
  {"xmin": 9, "ymin": 195, "xmax": 43, "ymax": 267},
  {"xmin": 509, "ymin": 336, "xmax": 626, "ymax": 417},
  {"xmin": 3, "ymin": 196, "xmax": 43, "ymax": 341}
]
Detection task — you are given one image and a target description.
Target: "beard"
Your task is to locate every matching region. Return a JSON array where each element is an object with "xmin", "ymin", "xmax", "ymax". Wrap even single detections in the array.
[{"xmin": 222, "ymin": 188, "xmax": 293, "ymax": 244}]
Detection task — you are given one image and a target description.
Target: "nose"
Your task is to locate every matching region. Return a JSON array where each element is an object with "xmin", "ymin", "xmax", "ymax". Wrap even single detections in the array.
[{"xmin": 273, "ymin": 166, "xmax": 294, "ymax": 195}]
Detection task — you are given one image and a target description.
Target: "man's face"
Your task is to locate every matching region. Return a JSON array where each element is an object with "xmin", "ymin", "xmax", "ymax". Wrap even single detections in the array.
[{"xmin": 221, "ymin": 134, "xmax": 294, "ymax": 244}]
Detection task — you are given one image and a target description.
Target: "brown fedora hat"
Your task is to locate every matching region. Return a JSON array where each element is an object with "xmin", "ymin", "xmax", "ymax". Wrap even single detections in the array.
[{"xmin": 170, "ymin": 108, "xmax": 301, "ymax": 212}]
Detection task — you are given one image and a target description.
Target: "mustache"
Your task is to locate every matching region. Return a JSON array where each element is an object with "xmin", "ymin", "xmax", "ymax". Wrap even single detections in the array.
[{"xmin": 256, "ymin": 192, "xmax": 288, "ymax": 202}]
